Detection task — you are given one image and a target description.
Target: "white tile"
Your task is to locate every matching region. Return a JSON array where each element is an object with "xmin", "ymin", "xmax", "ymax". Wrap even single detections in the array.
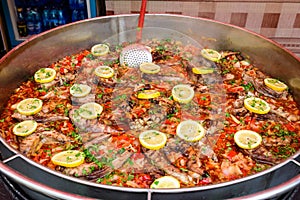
[
  {"xmin": 182, "ymin": 2, "xmax": 199, "ymax": 17},
  {"xmin": 278, "ymin": 13, "xmax": 297, "ymax": 28},
  {"xmin": 245, "ymin": 13, "xmax": 264, "ymax": 29},
  {"xmin": 275, "ymin": 28, "xmax": 293, "ymax": 37}
]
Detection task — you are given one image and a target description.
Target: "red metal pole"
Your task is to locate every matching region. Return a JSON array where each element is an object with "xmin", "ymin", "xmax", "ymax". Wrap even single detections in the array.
[{"xmin": 137, "ymin": 0, "xmax": 147, "ymax": 42}]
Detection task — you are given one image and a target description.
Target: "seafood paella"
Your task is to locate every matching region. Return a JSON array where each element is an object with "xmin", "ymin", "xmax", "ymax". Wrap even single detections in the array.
[{"xmin": 0, "ymin": 38, "xmax": 299, "ymax": 188}]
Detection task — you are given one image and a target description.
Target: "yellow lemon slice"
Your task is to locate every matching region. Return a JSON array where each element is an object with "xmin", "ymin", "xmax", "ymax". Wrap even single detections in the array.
[
  {"xmin": 172, "ymin": 84, "xmax": 194, "ymax": 104},
  {"xmin": 139, "ymin": 130, "xmax": 167, "ymax": 150},
  {"xmin": 244, "ymin": 97, "xmax": 270, "ymax": 114},
  {"xmin": 139, "ymin": 62, "xmax": 161, "ymax": 74},
  {"xmin": 234, "ymin": 130, "xmax": 262, "ymax": 149},
  {"xmin": 192, "ymin": 67, "xmax": 214, "ymax": 75},
  {"xmin": 70, "ymin": 84, "xmax": 91, "ymax": 97},
  {"xmin": 13, "ymin": 120, "xmax": 38, "ymax": 136},
  {"xmin": 150, "ymin": 176, "xmax": 180, "ymax": 189},
  {"xmin": 16, "ymin": 98, "xmax": 43, "ymax": 116},
  {"xmin": 91, "ymin": 44, "xmax": 109, "ymax": 56},
  {"xmin": 176, "ymin": 120, "xmax": 205, "ymax": 142},
  {"xmin": 94, "ymin": 66, "xmax": 114, "ymax": 78},
  {"xmin": 264, "ymin": 78, "xmax": 288, "ymax": 92},
  {"xmin": 201, "ymin": 48, "xmax": 221, "ymax": 62},
  {"xmin": 137, "ymin": 90, "xmax": 160, "ymax": 99},
  {"xmin": 91, "ymin": 43, "xmax": 109, "ymax": 56},
  {"xmin": 78, "ymin": 102, "xmax": 103, "ymax": 119},
  {"xmin": 34, "ymin": 68, "xmax": 56, "ymax": 83},
  {"xmin": 51, "ymin": 150, "xmax": 85, "ymax": 168}
]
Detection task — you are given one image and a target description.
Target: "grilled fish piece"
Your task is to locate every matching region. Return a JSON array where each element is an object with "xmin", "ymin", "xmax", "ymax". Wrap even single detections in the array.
[
  {"xmin": 163, "ymin": 141, "xmax": 203, "ymax": 179},
  {"xmin": 83, "ymin": 133, "xmax": 111, "ymax": 149},
  {"xmin": 143, "ymin": 148, "xmax": 190, "ymax": 184},
  {"xmin": 85, "ymin": 150, "xmax": 133, "ymax": 180},
  {"xmin": 63, "ymin": 162, "xmax": 99, "ymax": 177},
  {"xmin": 70, "ymin": 94, "xmax": 96, "ymax": 106},
  {"xmin": 243, "ymin": 73, "xmax": 284, "ymax": 99},
  {"xmin": 69, "ymin": 109, "xmax": 123, "ymax": 134},
  {"xmin": 12, "ymin": 112, "xmax": 69, "ymax": 122},
  {"xmin": 19, "ymin": 130, "xmax": 74, "ymax": 156}
]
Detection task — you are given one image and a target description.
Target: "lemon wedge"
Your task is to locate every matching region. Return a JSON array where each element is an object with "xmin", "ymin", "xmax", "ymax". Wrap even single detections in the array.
[
  {"xmin": 70, "ymin": 84, "xmax": 91, "ymax": 97},
  {"xmin": 201, "ymin": 48, "xmax": 221, "ymax": 62},
  {"xmin": 150, "ymin": 176, "xmax": 180, "ymax": 189},
  {"xmin": 264, "ymin": 78, "xmax": 288, "ymax": 92},
  {"xmin": 172, "ymin": 84, "xmax": 194, "ymax": 104},
  {"xmin": 34, "ymin": 68, "xmax": 56, "ymax": 83},
  {"xmin": 13, "ymin": 120, "xmax": 38, "ymax": 136},
  {"xmin": 51, "ymin": 150, "xmax": 85, "ymax": 168},
  {"xmin": 78, "ymin": 102, "xmax": 103, "ymax": 119},
  {"xmin": 137, "ymin": 90, "xmax": 160, "ymax": 99},
  {"xmin": 244, "ymin": 97, "xmax": 270, "ymax": 114},
  {"xmin": 16, "ymin": 98, "xmax": 43, "ymax": 116},
  {"xmin": 91, "ymin": 43, "xmax": 109, "ymax": 56},
  {"xmin": 234, "ymin": 130, "xmax": 262, "ymax": 149},
  {"xmin": 192, "ymin": 67, "xmax": 214, "ymax": 75},
  {"xmin": 176, "ymin": 120, "xmax": 205, "ymax": 142},
  {"xmin": 139, "ymin": 130, "xmax": 167, "ymax": 150},
  {"xmin": 139, "ymin": 62, "xmax": 161, "ymax": 74},
  {"xmin": 94, "ymin": 66, "xmax": 114, "ymax": 78}
]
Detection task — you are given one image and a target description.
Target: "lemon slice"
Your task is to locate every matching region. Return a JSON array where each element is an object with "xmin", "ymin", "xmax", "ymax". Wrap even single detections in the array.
[
  {"xmin": 172, "ymin": 84, "xmax": 194, "ymax": 104},
  {"xmin": 244, "ymin": 97, "xmax": 270, "ymax": 114},
  {"xmin": 16, "ymin": 98, "xmax": 43, "ymax": 116},
  {"xmin": 13, "ymin": 120, "xmax": 38, "ymax": 136},
  {"xmin": 51, "ymin": 150, "xmax": 85, "ymax": 168},
  {"xmin": 192, "ymin": 67, "xmax": 214, "ymax": 75},
  {"xmin": 91, "ymin": 43, "xmax": 109, "ymax": 56},
  {"xmin": 70, "ymin": 84, "xmax": 91, "ymax": 97},
  {"xmin": 137, "ymin": 90, "xmax": 160, "ymax": 99},
  {"xmin": 150, "ymin": 176, "xmax": 180, "ymax": 189},
  {"xmin": 201, "ymin": 48, "xmax": 221, "ymax": 62},
  {"xmin": 176, "ymin": 120, "xmax": 205, "ymax": 142},
  {"xmin": 78, "ymin": 102, "xmax": 103, "ymax": 119},
  {"xmin": 94, "ymin": 66, "xmax": 114, "ymax": 78},
  {"xmin": 34, "ymin": 68, "xmax": 56, "ymax": 83},
  {"xmin": 139, "ymin": 130, "xmax": 167, "ymax": 150},
  {"xmin": 234, "ymin": 130, "xmax": 262, "ymax": 149},
  {"xmin": 264, "ymin": 78, "xmax": 288, "ymax": 92},
  {"xmin": 139, "ymin": 62, "xmax": 161, "ymax": 74}
]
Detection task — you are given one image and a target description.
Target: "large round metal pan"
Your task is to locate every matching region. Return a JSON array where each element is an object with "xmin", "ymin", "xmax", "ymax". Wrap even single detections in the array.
[{"xmin": 0, "ymin": 14, "xmax": 299, "ymax": 200}]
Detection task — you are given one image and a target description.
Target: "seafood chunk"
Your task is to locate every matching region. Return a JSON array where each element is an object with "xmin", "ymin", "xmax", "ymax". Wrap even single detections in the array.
[
  {"xmin": 143, "ymin": 148, "xmax": 190, "ymax": 184},
  {"xmin": 142, "ymin": 73, "xmax": 185, "ymax": 83},
  {"xmin": 64, "ymin": 162, "xmax": 99, "ymax": 177},
  {"xmin": 40, "ymin": 87, "xmax": 70, "ymax": 100},
  {"xmin": 243, "ymin": 73, "xmax": 285, "ymax": 99},
  {"xmin": 269, "ymin": 105, "xmax": 300, "ymax": 122},
  {"xmin": 82, "ymin": 132, "xmax": 111, "ymax": 148},
  {"xmin": 85, "ymin": 151, "xmax": 133, "ymax": 180},
  {"xmin": 69, "ymin": 109, "xmax": 122, "ymax": 134},
  {"xmin": 242, "ymin": 145, "xmax": 279, "ymax": 165},
  {"xmin": 19, "ymin": 130, "xmax": 74, "ymax": 156},
  {"xmin": 71, "ymin": 94, "xmax": 96, "ymax": 106},
  {"xmin": 12, "ymin": 112, "xmax": 69, "ymax": 122},
  {"xmin": 163, "ymin": 142, "xmax": 203, "ymax": 179}
]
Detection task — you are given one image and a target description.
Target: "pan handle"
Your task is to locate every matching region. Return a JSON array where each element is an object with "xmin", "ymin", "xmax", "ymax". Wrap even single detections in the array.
[
  {"xmin": 230, "ymin": 174, "xmax": 300, "ymax": 200},
  {"xmin": 0, "ymin": 161, "xmax": 96, "ymax": 200}
]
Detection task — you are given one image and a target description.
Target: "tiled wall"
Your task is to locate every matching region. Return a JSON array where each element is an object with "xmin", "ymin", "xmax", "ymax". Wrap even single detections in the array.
[{"xmin": 105, "ymin": 0, "xmax": 300, "ymax": 58}]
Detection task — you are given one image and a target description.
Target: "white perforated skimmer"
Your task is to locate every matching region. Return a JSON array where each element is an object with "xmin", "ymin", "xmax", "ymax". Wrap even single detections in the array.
[{"xmin": 119, "ymin": 44, "xmax": 152, "ymax": 68}]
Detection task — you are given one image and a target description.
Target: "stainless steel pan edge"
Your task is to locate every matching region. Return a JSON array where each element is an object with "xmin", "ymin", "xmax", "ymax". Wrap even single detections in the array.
[
  {"xmin": 0, "ymin": 147, "xmax": 299, "ymax": 199},
  {"xmin": 0, "ymin": 14, "xmax": 300, "ymax": 199}
]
